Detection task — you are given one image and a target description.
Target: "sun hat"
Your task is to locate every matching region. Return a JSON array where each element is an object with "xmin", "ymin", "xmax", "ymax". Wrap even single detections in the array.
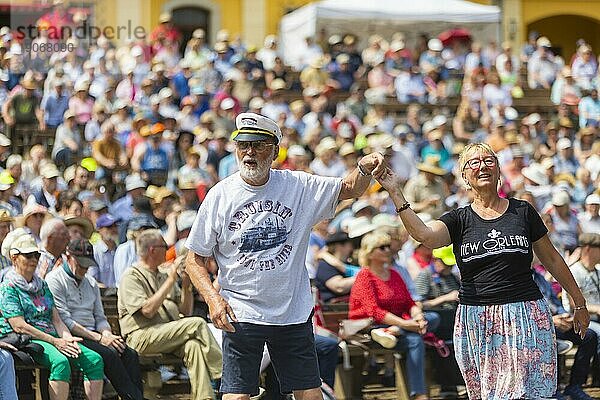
[
  {"xmin": 64, "ymin": 215, "xmax": 94, "ymax": 239},
  {"xmin": 417, "ymin": 156, "xmax": 447, "ymax": 176}
]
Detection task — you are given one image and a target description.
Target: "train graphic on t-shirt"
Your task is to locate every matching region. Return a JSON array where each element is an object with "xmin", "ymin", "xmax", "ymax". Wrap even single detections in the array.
[{"xmin": 239, "ymin": 218, "xmax": 289, "ymax": 252}]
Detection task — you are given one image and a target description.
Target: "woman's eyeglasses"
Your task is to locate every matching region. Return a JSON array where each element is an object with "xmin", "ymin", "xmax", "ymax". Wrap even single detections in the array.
[
  {"xmin": 463, "ymin": 156, "xmax": 496, "ymax": 171},
  {"xmin": 236, "ymin": 141, "xmax": 275, "ymax": 153},
  {"xmin": 376, "ymin": 245, "xmax": 391, "ymax": 251}
]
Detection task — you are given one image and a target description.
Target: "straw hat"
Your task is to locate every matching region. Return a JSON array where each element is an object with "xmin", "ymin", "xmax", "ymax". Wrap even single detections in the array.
[
  {"xmin": 64, "ymin": 215, "xmax": 94, "ymax": 239},
  {"xmin": 417, "ymin": 156, "xmax": 447, "ymax": 176}
]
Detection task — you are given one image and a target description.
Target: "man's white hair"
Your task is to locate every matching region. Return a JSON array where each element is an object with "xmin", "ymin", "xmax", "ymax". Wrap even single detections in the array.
[{"xmin": 40, "ymin": 218, "xmax": 67, "ymax": 244}]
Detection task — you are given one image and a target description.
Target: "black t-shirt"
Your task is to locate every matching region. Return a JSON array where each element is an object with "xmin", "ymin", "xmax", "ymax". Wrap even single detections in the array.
[
  {"xmin": 439, "ymin": 198, "xmax": 547, "ymax": 305},
  {"xmin": 315, "ymin": 260, "xmax": 343, "ymax": 303}
]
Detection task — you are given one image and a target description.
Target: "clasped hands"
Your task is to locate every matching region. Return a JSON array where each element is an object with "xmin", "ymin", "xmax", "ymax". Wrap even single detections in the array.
[{"xmin": 357, "ymin": 153, "xmax": 400, "ymax": 192}]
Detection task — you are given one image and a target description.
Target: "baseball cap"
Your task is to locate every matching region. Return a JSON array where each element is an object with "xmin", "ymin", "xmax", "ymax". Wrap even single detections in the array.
[
  {"xmin": 557, "ymin": 138, "xmax": 572, "ymax": 150},
  {"xmin": 176, "ymin": 210, "xmax": 197, "ymax": 232},
  {"xmin": 432, "ymin": 245, "xmax": 456, "ymax": 266},
  {"xmin": 231, "ymin": 113, "xmax": 282, "ymax": 144},
  {"xmin": 88, "ymin": 198, "xmax": 108, "ymax": 212},
  {"xmin": 0, "ymin": 133, "xmax": 11, "ymax": 147},
  {"xmin": 585, "ymin": 193, "xmax": 600, "ymax": 205},
  {"xmin": 67, "ymin": 238, "xmax": 96, "ymax": 268},
  {"xmin": 551, "ymin": 191, "xmax": 570, "ymax": 207},
  {"xmin": 96, "ymin": 213, "xmax": 117, "ymax": 229},
  {"xmin": 125, "ymin": 174, "xmax": 147, "ymax": 191},
  {"xmin": 40, "ymin": 163, "xmax": 60, "ymax": 179},
  {"xmin": 9, "ymin": 233, "xmax": 39, "ymax": 256}
]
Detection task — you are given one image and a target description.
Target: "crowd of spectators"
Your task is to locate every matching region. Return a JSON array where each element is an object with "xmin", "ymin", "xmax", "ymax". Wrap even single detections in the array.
[{"xmin": 0, "ymin": 3, "xmax": 596, "ymax": 399}]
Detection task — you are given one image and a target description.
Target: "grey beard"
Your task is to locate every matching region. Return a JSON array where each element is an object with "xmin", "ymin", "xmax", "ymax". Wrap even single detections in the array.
[{"xmin": 237, "ymin": 156, "xmax": 271, "ymax": 182}]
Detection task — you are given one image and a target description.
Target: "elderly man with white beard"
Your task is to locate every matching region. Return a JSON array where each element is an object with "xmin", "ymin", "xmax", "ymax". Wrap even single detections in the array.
[{"xmin": 185, "ymin": 112, "xmax": 386, "ymax": 400}]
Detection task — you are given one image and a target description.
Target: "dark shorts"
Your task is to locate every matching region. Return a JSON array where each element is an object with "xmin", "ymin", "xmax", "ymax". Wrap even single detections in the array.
[{"xmin": 221, "ymin": 319, "xmax": 321, "ymax": 395}]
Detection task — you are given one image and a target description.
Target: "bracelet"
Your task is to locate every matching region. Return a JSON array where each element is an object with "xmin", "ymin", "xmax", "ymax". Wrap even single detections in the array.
[
  {"xmin": 396, "ymin": 202, "xmax": 411, "ymax": 213},
  {"xmin": 573, "ymin": 305, "xmax": 587, "ymax": 311},
  {"xmin": 357, "ymin": 163, "xmax": 369, "ymax": 177}
]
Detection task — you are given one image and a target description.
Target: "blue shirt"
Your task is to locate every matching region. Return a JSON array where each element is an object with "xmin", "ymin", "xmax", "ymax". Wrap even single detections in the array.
[
  {"xmin": 44, "ymin": 93, "xmax": 70, "ymax": 127},
  {"xmin": 113, "ymin": 240, "xmax": 138, "ymax": 287},
  {"xmin": 110, "ymin": 194, "xmax": 133, "ymax": 224},
  {"xmin": 532, "ymin": 269, "xmax": 565, "ymax": 315},
  {"xmin": 90, "ymin": 240, "xmax": 116, "ymax": 288},
  {"xmin": 172, "ymin": 72, "xmax": 190, "ymax": 99},
  {"xmin": 393, "ymin": 260, "xmax": 422, "ymax": 302}
]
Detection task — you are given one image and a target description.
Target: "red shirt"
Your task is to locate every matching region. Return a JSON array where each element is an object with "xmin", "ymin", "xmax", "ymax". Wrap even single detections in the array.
[{"xmin": 349, "ymin": 268, "xmax": 415, "ymax": 323}]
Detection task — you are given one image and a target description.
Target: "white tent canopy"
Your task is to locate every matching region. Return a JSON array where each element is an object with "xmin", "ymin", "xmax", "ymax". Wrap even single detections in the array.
[{"xmin": 280, "ymin": 0, "xmax": 501, "ymax": 68}]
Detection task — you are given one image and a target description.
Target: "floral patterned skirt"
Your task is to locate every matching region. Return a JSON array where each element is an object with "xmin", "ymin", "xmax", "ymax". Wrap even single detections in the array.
[{"xmin": 454, "ymin": 299, "xmax": 556, "ymax": 400}]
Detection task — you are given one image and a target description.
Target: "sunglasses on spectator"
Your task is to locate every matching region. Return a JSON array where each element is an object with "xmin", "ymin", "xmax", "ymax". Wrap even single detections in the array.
[
  {"xmin": 17, "ymin": 252, "xmax": 41, "ymax": 260},
  {"xmin": 376, "ymin": 245, "xmax": 391, "ymax": 251},
  {"xmin": 236, "ymin": 141, "xmax": 275, "ymax": 153},
  {"xmin": 463, "ymin": 156, "xmax": 496, "ymax": 171}
]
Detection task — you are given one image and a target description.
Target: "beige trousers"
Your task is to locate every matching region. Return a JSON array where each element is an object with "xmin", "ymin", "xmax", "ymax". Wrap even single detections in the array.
[{"xmin": 127, "ymin": 317, "xmax": 223, "ymax": 400}]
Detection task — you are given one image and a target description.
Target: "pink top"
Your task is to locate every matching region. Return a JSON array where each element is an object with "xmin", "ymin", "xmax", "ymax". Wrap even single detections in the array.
[{"xmin": 69, "ymin": 97, "xmax": 94, "ymax": 125}]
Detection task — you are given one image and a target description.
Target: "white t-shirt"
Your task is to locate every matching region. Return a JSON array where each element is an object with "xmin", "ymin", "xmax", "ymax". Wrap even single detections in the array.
[
  {"xmin": 185, "ymin": 169, "xmax": 342, "ymax": 325},
  {"xmin": 571, "ymin": 261, "xmax": 600, "ymax": 307}
]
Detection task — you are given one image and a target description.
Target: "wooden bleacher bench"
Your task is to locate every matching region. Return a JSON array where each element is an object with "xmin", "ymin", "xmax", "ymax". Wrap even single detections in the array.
[{"xmin": 101, "ymin": 294, "xmax": 185, "ymax": 399}]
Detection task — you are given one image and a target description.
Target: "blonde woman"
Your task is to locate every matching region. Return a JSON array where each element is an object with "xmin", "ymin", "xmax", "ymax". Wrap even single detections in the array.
[{"xmin": 375, "ymin": 142, "xmax": 589, "ymax": 400}]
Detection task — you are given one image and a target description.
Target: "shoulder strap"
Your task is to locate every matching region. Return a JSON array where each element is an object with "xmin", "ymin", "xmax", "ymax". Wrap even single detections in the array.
[{"xmin": 130, "ymin": 266, "xmax": 177, "ymax": 322}]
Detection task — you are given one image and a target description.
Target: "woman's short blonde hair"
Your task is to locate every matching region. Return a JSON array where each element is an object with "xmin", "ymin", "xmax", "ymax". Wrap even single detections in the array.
[
  {"xmin": 457, "ymin": 142, "xmax": 498, "ymax": 172},
  {"xmin": 358, "ymin": 231, "xmax": 391, "ymax": 267}
]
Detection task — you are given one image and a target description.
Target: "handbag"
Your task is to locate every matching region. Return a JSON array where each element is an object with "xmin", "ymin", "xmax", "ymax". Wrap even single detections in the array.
[{"xmin": 0, "ymin": 332, "xmax": 44, "ymax": 365}]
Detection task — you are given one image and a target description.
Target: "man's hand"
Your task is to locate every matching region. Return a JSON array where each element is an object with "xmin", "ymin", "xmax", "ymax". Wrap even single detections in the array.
[
  {"xmin": 358, "ymin": 152, "xmax": 386, "ymax": 177},
  {"xmin": 443, "ymin": 290, "xmax": 459, "ymax": 303},
  {"xmin": 53, "ymin": 336, "xmax": 82, "ymax": 358},
  {"xmin": 402, "ymin": 318, "xmax": 428, "ymax": 335},
  {"xmin": 208, "ymin": 295, "xmax": 237, "ymax": 332},
  {"xmin": 0, "ymin": 341, "xmax": 17, "ymax": 352},
  {"xmin": 100, "ymin": 331, "xmax": 126, "ymax": 353}
]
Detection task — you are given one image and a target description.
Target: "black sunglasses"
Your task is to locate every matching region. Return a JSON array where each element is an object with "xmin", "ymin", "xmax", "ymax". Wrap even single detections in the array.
[
  {"xmin": 17, "ymin": 252, "xmax": 41, "ymax": 260},
  {"xmin": 376, "ymin": 245, "xmax": 391, "ymax": 251}
]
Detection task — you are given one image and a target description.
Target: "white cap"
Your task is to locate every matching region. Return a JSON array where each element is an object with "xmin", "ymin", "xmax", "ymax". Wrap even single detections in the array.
[
  {"xmin": 131, "ymin": 46, "xmax": 143, "ymax": 57},
  {"xmin": 74, "ymin": 80, "xmax": 89, "ymax": 92},
  {"xmin": 432, "ymin": 115, "xmax": 447, "ymax": 127},
  {"xmin": 585, "ymin": 193, "xmax": 600, "ymax": 205},
  {"xmin": 557, "ymin": 138, "xmax": 572, "ymax": 150},
  {"xmin": 428, "ymin": 38, "xmax": 443, "ymax": 51},
  {"xmin": 287, "ymin": 145, "xmax": 307, "ymax": 157},
  {"xmin": 248, "ymin": 97, "xmax": 265, "ymax": 110},
  {"xmin": 351, "ymin": 200, "xmax": 373, "ymax": 215},
  {"xmin": 125, "ymin": 174, "xmax": 147, "ymax": 191},
  {"xmin": 0, "ymin": 133, "xmax": 11, "ymax": 147},
  {"xmin": 521, "ymin": 164, "xmax": 548, "ymax": 186},
  {"xmin": 158, "ymin": 87, "xmax": 172, "ymax": 100},
  {"xmin": 233, "ymin": 112, "xmax": 282, "ymax": 144},
  {"xmin": 346, "ymin": 216, "xmax": 377, "ymax": 239},
  {"xmin": 552, "ymin": 190, "xmax": 570, "ymax": 207},
  {"xmin": 220, "ymin": 98, "xmax": 235, "ymax": 111}
]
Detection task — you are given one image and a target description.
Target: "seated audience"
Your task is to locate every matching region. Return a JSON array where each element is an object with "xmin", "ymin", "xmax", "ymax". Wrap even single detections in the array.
[
  {"xmin": 0, "ymin": 232, "xmax": 104, "ymax": 400},
  {"xmin": 118, "ymin": 229, "xmax": 222, "ymax": 400},
  {"xmin": 46, "ymin": 238, "xmax": 144, "ymax": 400}
]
